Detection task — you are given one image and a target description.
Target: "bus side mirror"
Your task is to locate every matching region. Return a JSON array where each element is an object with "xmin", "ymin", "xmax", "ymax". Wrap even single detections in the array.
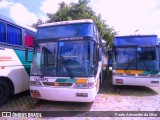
[{"xmin": 94, "ymin": 43, "xmax": 102, "ymax": 62}]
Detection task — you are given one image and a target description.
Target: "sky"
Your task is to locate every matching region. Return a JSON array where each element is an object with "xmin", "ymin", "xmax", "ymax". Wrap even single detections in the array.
[{"xmin": 0, "ymin": 0, "xmax": 160, "ymax": 36}]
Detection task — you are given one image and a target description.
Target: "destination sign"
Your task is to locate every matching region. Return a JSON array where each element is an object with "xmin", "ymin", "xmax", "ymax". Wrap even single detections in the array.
[{"xmin": 58, "ymin": 37, "xmax": 84, "ymax": 41}]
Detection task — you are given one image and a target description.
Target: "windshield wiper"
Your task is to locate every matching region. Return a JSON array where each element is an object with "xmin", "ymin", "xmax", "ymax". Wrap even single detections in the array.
[
  {"xmin": 125, "ymin": 56, "xmax": 149, "ymax": 71},
  {"xmin": 60, "ymin": 53, "xmax": 74, "ymax": 79},
  {"xmin": 141, "ymin": 60, "xmax": 149, "ymax": 71},
  {"xmin": 125, "ymin": 57, "xmax": 136, "ymax": 70},
  {"xmin": 125, "ymin": 58, "xmax": 135, "ymax": 70}
]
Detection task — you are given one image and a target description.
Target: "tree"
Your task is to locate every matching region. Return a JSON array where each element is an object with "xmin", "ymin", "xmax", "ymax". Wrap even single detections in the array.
[
  {"xmin": 32, "ymin": 0, "xmax": 116, "ymax": 48},
  {"xmin": 32, "ymin": 19, "xmax": 43, "ymax": 29}
]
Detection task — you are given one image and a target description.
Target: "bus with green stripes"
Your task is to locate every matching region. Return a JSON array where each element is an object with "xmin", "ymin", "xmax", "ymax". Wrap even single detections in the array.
[
  {"xmin": 30, "ymin": 19, "xmax": 107, "ymax": 102},
  {"xmin": 0, "ymin": 14, "xmax": 36, "ymax": 105},
  {"xmin": 113, "ymin": 35, "xmax": 160, "ymax": 86}
]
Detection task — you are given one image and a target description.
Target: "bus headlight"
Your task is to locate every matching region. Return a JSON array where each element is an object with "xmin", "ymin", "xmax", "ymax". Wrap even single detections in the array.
[
  {"xmin": 76, "ymin": 82, "xmax": 94, "ymax": 89},
  {"xmin": 30, "ymin": 81, "xmax": 42, "ymax": 86},
  {"xmin": 74, "ymin": 79, "xmax": 94, "ymax": 89}
]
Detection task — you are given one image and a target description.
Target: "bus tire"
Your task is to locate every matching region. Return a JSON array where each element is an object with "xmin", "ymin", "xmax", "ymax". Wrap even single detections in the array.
[{"xmin": 0, "ymin": 80, "xmax": 10, "ymax": 106}]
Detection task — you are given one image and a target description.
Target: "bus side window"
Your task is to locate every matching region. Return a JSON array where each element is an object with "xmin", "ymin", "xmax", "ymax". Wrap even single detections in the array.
[
  {"xmin": 7, "ymin": 24, "xmax": 22, "ymax": 45},
  {"xmin": 93, "ymin": 24, "xmax": 99, "ymax": 42},
  {"xmin": 94, "ymin": 43, "xmax": 99, "ymax": 70},
  {"xmin": 0, "ymin": 21, "xmax": 6, "ymax": 43},
  {"xmin": 25, "ymin": 30, "xmax": 35, "ymax": 47}
]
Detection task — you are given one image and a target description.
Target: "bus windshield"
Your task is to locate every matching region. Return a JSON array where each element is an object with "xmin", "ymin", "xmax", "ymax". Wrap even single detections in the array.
[
  {"xmin": 31, "ymin": 41, "xmax": 94, "ymax": 77},
  {"xmin": 114, "ymin": 46, "xmax": 159, "ymax": 71},
  {"xmin": 37, "ymin": 23, "xmax": 93, "ymax": 39}
]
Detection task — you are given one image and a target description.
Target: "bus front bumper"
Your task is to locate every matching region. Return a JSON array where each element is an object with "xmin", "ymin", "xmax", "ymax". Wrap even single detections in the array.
[
  {"xmin": 30, "ymin": 86, "xmax": 97, "ymax": 102},
  {"xmin": 113, "ymin": 76, "xmax": 160, "ymax": 87}
]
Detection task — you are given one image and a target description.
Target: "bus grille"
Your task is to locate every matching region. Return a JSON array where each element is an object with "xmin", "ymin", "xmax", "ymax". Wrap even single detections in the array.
[{"xmin": 42, "ymin": 82, "xmax": 73, "ymax": 87}]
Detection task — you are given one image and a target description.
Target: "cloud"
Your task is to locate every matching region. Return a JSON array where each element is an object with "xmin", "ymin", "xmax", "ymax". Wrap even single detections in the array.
[
  {"xmin": 0, "ymin": 0, "xmax": 38, "ymax": 26},
  {"xmin": 0, "ymin": 0, "xmax": 13, "ymax": 9},
  {"xmin": 9, "ymin": 3, "xmax": 38, "ymax": 26},
  {"xmin": 90, "ymin": 0, "xmax": 160, "ymax": 36},
  {"xmin": 40, "ymin": 0, "xmax": 78, "ymax": 14}
]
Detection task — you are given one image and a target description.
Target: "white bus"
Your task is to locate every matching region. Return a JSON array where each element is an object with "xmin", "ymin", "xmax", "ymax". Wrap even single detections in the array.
[
  {"xmin": 0, "ymin": 14, "xmax": 36, "ymax": 105},
  {"xmin": 112, "ymin": 35, "xmax": 160, "ymax": 87},
  {"xmin": 29, "ymin": 19, "xmax": 107, "ymax": 102}
]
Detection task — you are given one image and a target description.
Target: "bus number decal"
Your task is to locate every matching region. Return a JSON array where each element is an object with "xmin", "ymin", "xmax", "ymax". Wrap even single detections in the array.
[{"xmin": 34, "ymin": 78, "xmax": 48, "ymax": 82}]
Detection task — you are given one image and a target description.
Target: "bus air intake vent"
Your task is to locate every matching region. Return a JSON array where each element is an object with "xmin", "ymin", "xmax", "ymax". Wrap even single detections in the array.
[{"xmin": 43, "ymin": 82, "xmax": 73, "ymax": 87}]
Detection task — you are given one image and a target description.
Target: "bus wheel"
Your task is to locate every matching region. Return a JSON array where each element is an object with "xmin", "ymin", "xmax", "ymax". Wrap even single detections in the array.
[{"xmin": 0, "ymin": 80, "xmax": 10, "ymax": 106}]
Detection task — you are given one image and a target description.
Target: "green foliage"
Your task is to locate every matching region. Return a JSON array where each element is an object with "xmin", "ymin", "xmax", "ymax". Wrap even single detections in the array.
[
  {"xmin": 32, "ymin": 19, "xmax": 43, "ymax": 29},
  {"xmin": 32, "ymin": 0, "xmax": 116, "ymax": 48}
]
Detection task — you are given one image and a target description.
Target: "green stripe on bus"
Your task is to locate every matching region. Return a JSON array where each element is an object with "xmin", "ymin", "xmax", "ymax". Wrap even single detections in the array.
[
  {"xmin": 66, "ymin": 79, "xmax": 76, "ymax": 83},
  {"xmin": 56, "ymin": 79, "xmax": 66, "ymax": 82},
  {"xmin": 56, "ymin": 78, "xmax": 76, "ymax": 83},
  {"xmin": 14, "ymin": 49, "xmax": 33, "ymax": 75},
  {"xmin": 143, "ymin": 71, "xmax": 159, "ymax": 74}
]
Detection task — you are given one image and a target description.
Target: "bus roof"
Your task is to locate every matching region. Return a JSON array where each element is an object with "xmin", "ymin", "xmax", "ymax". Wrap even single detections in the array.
[
  {"xmin": 0, "ymin": 14, "xmax": 36, "ymax": 32},
  {"xmin": 114, "ymin": 34, "xmax": 157, "ymax": 38},
  {"xmin": 38, "ymin": 19, "xmax": 94, "ymax": 28},
  {"xmin": 114, "ymin": 34, "xmax": 158, "ymax": 46}
]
